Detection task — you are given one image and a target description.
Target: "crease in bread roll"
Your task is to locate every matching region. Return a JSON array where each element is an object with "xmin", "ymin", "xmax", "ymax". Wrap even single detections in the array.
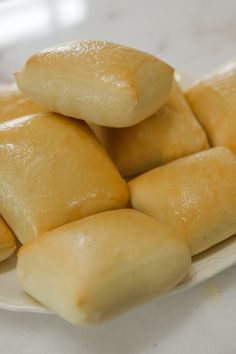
[
  {"xmin": 17, "ymin": 209, "xmax": 191, "ymax": 325},
  {"xmin": 128, "ymin": 147, "xmax": 236, "ymax": 255},
  {"xmin": 15, "ymin": 40, "xmax": 174, "ymax": 127},
  {"xmin": 0, "ymin": 112, "xmax": 129, "ymax": 244},
  {"xmin": 90, "ymin": 80, "xmax": 209, "ymax": 177},
  {"xmin": 185, "ymin": 59, "xmax": 236, "ymax": 151},
  {"xmin": 0, "ymin": 217, "xmax": 16, "ymax": 262},
  {"xmin": 0, "ymin": 84, "xmax": 47, "ymax": 123}
]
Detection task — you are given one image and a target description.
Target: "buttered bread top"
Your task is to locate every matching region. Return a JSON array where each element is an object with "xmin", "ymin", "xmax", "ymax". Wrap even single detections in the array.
[
  {"xmin": 0, "ymin": 112, "xmax": 129, "ymax": 244},
  {"xmin": 15, "ymin": 40, "xmax": 173, "ymax": 127}
]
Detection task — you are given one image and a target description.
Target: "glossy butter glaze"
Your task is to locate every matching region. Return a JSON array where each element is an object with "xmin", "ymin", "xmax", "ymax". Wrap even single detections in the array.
[
  {"xmin": 15, "ymin": 40, "xmax": 174, "ymax": 127},
  {"xmin": 0, "ymin": 112, "xmax": 129, "ymax": 244},
  {"xmin": 129, "ymin": 147, "xmax": 236, "ymax": 255}
]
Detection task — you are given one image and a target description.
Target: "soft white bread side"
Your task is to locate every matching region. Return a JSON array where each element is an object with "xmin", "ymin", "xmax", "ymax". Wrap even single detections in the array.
[
  {"xmin": 129, "ymin": 147, "xmax": 236, "ymax": 255},
  {"xmin": 0, "ymin": 113, "xmax": 128, "ymax": 244},
  {"xmin": 0, "ymin": 217, "xmax": 16, "ymax": 262},
  {"xmin": 0, "ymin": 84, "xmax": 47, "ymax": 123},
  {"xmin": 90, "ymin": 80, "xmax": 209, "ymax": 177},
  {"xmin": 17, "ymin": 209, "xmax": 191, "ymax": 325},
  {"xmin": 186, "ymin": 60, "xmax": 236, "ymax": 151},
  {"xmin": 15, "ymin": 40, "xmax": 174, "ymax": 127}
]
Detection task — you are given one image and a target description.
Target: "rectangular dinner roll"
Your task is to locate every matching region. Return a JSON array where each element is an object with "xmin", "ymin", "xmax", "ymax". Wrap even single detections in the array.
[
  {"xmin": 0, "ymin": 217, "xmax": 16, "ymax": 262},
  {"xmin": 17, "ymin": 209, "xmax": 191, "ymax": 325},
  {"xmin": 0, "ymin": 85, "xmax": 46, "ymax": 255},
  {"xmin": 0, "ymin": 84, "xmax": 47, "ymax": 123},
  {"xmin": 0, "ymin": 113, "xmax": 128, "ymax": 244},
  {"xmin": 90, "ymin": 80, "xmax": 209, "ymax": 177},
  {"xmin": 15, "ymin": 40, "xmax": 174, "ymax": 127},
  {"xmin": 186, "ymin": 60, "xmax": 236, "ymax": 151},
  {"xmin": 129, "ymin": 147, "xmax": 236, "ymax": 255}
]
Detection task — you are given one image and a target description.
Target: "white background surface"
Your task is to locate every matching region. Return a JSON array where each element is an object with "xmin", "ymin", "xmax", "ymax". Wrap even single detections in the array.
[{"xmin": 0, "ymin": 0, "xmax": 236, "ymax": 353}]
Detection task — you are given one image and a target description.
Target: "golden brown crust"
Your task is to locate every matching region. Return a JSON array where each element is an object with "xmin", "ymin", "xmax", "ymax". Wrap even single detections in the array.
[
  {"xmin": 186, "ymin": 60, "xmax": 236, "ymax": 151},
  {"xmin": 0, "ymin": 112, "xmax": 129, "ymax": 244},
  {"xmin": 129, "ymin": 147, "xmax": 236, "ymax": 255},
  {"xmin": 15, "ymin": 40, "xmax": 174, "ymax": 127},
  {"xmin": 17, "ymin": 209, "xmax": 191, "ymax": 325},
  {"xmin": 90, "ymin": 80, "xmax": 209, "ymax": 176}
]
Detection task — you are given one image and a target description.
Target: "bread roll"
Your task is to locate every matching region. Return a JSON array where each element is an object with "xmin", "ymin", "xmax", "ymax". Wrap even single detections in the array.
[
  {"xmin": 186, "ymin": 60, "xmax": 236, "ymax": 151},
  {"xmin": 15, "ymin": 40, "xmax": 174, "ymax": 127},
  {"xmin": 129, "ymin": 147, "xmax": 236, "ymax": 255},
  {"xmin": 17, "ymin": 209, "xmax": 191, "ymax": 325},
  {"xmin": 0, "ymin": 84, "xmax": 47, "ymax": 123},
  {"xmin": 90, "ymin": 80, "xmax": 209, "ymax": 176},
  {"xmin": 0, "ymin": 217, "xmax": 16, "ymax": 262},
  {"xmin": 0, "ymin": 85, "xmax": 46, "ymax": 252},
  {"xmin": 0, "ymin": 112, "xmax": 128, "ymax": 244}
]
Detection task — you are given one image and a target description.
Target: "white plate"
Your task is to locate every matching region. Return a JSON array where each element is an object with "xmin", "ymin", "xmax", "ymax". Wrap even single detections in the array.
[{"xmin": 1, "ymin": 73, "xmax": 235, "ymax": 315}]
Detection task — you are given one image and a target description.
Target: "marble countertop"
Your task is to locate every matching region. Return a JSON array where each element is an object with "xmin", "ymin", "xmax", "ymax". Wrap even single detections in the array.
[
  {"xmin": 1, "ymin": 0, "xmax": 236, "ymax": 82},
  {"xmin": 0, "ymin": 0, "xmax": 236, "ymax": 353}
]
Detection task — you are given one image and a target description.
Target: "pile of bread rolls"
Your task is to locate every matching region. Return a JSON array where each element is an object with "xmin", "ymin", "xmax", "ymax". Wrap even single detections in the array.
[{"xmin": 0, "ymin": 40, "xmax": 236, "ymax": 325}]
